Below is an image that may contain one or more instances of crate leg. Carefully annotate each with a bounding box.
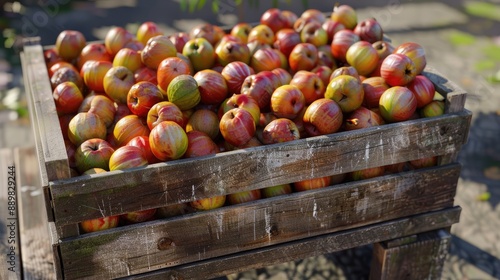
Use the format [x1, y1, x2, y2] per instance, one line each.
[369, 229, 451, 280]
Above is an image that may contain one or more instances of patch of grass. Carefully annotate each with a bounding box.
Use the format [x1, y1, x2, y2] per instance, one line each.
[464, 2, 500, 21]
[487, 71, 500, 84]
[475, 60, 496, 71]
[447, 30, 476, 46]
[482, 45, 500, 61]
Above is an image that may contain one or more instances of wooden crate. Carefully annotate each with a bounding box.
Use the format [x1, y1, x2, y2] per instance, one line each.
[20, 37, 471, 279]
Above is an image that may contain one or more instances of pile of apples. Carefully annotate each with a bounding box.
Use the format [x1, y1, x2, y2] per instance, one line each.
[45, 4, 444, 233]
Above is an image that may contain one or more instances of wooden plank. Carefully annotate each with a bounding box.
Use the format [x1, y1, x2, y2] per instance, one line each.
[57, 164, 460, 279]
[0, 149, 22, 280]
[14, 147, 55, 280]
[422, 66, 467, 114]
[50, 111, 471, 226]
[20, 48, 80, 240]
[21, 40, 71, 182]
[21, 49, 55, 221]
[370, 229, 452, 279]
[122, 207, 460, 280]
[20, 46, 75, 273]
[437, 109, 472, 166]
[48, 222, 64, 280]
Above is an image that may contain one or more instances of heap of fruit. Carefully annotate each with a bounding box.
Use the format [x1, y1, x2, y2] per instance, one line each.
[45, 4, 444, 233]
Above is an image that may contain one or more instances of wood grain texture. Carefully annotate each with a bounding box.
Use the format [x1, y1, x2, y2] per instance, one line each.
[49, 111, 471, 226]
[21, 42, 70, 183]
[370, 229, 452, 280]
[57, 164, 460, 279]
[14, 147, 55, 280]
[21, 49, 57, 222]
[422, 66, 467, 114]
[123, 207, 460, 280]
[21, 48, 80, 240]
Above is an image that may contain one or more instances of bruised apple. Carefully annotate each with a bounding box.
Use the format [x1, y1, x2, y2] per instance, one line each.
[262, 118, 300, 144]
[344, 107, 385, 131]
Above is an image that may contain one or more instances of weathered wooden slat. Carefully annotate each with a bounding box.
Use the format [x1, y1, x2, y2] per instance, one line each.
[57, 164, 460, 279]
[422, 66, 467, 114]
[21, 40, 71, 183]
[50, 112, 471, 226]
[48, 222, 64, 280]
[121, 207, 460, 280]
[20, 50, 50, 212]
[370, 229, 452, 279]
[20, 47, 80, 240]
[14, 147, 55, 280]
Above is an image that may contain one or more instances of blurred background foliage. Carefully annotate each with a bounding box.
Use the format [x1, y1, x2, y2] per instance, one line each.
[179, 0, 309, 13]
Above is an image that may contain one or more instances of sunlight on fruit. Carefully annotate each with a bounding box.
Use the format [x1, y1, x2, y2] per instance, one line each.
[433, 92, 445, 101]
